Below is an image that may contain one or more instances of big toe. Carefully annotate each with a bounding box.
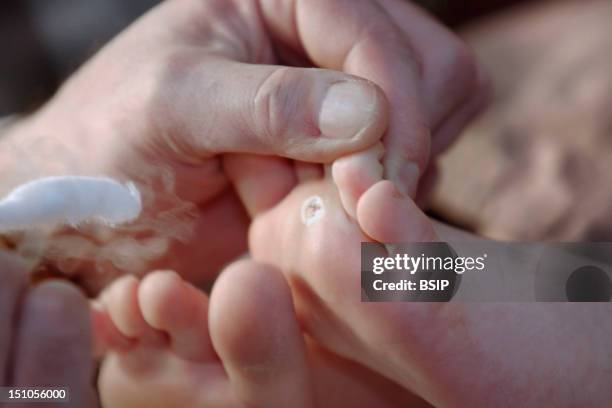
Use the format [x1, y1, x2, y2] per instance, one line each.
[210, 260, 314, 408]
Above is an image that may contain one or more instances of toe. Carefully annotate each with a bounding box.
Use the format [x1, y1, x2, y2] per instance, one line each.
[91, 301, 134, 356]
[100, 275, 167, 346]
[357, 180, 436, 242]
[332, 143, 384, 218]
[210, 259, 314, 408]
[138, 270, 215, 361]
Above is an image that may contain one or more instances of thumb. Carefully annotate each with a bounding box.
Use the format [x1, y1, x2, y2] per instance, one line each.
[157, 58, 388, 163]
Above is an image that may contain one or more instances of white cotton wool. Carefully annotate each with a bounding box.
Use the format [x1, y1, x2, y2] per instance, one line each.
[0, 176, 142, 232]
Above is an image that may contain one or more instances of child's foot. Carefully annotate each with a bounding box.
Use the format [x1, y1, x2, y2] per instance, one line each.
[92, 267, 424, 407]
[247, 165, 612, 407]
[93, 271, 236, 408]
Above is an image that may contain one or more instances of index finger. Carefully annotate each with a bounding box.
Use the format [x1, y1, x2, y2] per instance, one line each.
[260, 0, 429, 196]
[10, 281, 95, 407]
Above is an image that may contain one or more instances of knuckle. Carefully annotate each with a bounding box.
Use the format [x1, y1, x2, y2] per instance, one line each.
[159, 49, 201, 81]
[142, 50, 204, 144]
[355, 20, 424, 77]
[145, 50, 200, 111]
[252, 67, 308, 151]
[151, 50, 203, 115]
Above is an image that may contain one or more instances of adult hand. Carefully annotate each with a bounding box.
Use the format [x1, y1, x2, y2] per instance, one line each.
[0, 251, 94, 407]
[1, 0, 486, 289]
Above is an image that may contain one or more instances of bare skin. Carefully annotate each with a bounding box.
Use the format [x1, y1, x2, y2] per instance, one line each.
[91, 150, 435, 407]
[1, 0, 489, 403]
[92, 134, 611, 406]
[246, 173, 612, 407]
[0, 0, 487, 291]
[93, 268, 429, 408]
[0, 252, 95, 408]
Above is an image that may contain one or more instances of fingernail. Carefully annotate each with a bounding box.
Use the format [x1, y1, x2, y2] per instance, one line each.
[319, 80, 377, 139]
[395, 162, 420, 198]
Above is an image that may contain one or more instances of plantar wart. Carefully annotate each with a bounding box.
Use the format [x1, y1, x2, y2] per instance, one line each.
[301, 196, 325, 226]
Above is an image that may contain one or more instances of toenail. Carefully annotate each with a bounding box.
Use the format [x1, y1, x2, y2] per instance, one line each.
[301, 196, 325, 226]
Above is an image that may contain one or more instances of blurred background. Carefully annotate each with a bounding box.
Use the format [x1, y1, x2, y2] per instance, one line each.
[0, 0, 527, 115]
[2, 0, 611, 241]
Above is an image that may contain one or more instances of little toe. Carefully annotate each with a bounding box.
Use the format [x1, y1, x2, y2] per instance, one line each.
[138, 270, 215, 362]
